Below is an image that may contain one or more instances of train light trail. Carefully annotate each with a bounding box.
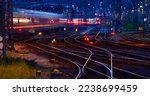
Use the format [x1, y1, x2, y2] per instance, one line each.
[13, 18, 31, 24]
[13, 24, 54, 29]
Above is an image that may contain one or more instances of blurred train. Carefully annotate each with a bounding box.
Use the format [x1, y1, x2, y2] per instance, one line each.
[65, 18, 101, 25]
[12, 8, 102, 33]
[13, 8, 66, 32]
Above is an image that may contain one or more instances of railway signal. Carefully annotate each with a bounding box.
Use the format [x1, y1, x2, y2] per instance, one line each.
[83, 35, 90, 42]
[110, 32, 116, 36]
[84, 37, 90, 42]
[138, 27, 144, 31]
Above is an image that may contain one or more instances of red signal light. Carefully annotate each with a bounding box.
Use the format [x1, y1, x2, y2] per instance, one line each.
[111, 32, 116, 36]
[84, 37, 90, 41]
[89, 42, 94, 45]
[138, 27, 144, 31]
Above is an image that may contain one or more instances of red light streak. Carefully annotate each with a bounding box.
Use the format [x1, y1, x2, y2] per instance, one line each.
[13, 24, 58, 29]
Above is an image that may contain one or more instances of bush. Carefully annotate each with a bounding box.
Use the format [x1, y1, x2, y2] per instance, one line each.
[0, 58, 37, 79]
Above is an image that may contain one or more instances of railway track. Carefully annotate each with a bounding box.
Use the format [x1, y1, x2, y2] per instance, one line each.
[24, 37, 81, 79]
[96, 32, 150, 55]
[24, 29, 110, 79]
[67, 33, 149, 79]
[37, 38, 110, 79]
[23, 28, 149, 79]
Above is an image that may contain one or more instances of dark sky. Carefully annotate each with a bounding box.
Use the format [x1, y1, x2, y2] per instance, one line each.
[13, 0, 101, 6]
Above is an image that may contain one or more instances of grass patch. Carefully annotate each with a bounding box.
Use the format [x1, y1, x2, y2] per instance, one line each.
[0, 58, 37, 79]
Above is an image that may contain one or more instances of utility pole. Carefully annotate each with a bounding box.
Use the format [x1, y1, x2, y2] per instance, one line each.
[6, 0, 14, 50]
[0, 0, 7, 60]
